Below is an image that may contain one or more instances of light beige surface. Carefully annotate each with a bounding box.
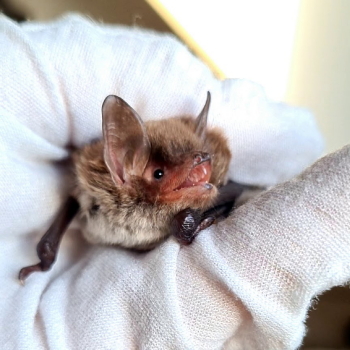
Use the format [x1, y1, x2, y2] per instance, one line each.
[286, 0, 350, 153]
[147, 0, 301, 101]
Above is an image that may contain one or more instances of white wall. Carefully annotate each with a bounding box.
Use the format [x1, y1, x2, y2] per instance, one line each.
[147, 0, 301, 101]
[286, 0, 350, 153]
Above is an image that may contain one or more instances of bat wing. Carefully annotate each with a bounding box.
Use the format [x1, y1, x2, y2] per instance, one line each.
[170, 181, 262, 245]
[19, 196, 79, 284]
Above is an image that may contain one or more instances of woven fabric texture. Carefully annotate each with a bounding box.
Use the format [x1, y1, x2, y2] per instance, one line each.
[1, 14, 348, 350]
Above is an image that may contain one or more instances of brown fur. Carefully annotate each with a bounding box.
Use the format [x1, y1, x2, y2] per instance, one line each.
[73, 114, 231, 250]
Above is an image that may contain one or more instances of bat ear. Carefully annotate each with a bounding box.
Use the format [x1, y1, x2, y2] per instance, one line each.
[102, 95, 151, 185]
[195, 91, 211, 139]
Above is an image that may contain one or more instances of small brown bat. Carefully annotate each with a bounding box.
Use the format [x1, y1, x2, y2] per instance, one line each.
[19, 92, 250, 283]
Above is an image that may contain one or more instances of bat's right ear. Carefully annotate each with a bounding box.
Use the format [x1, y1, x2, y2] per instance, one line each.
[102, 95, 151, 186]
[195, 91, 211, 140]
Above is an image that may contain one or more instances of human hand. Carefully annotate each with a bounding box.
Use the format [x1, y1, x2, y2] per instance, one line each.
[0, 14, 340, 350]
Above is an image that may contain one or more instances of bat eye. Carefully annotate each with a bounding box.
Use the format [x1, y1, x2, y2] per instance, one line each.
[153, 169, 164, 179]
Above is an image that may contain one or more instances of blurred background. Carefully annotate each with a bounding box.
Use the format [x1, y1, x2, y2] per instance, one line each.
[1, 0, 349, 154]
[1, 0, 349, 348]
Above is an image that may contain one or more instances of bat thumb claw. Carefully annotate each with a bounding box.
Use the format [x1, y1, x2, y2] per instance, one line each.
[18, 263, 42, 285]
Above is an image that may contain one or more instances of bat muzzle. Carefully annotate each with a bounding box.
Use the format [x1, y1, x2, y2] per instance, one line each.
[174, 152, 212, 190]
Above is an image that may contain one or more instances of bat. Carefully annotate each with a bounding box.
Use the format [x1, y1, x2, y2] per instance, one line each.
[19, 92, 253, 283]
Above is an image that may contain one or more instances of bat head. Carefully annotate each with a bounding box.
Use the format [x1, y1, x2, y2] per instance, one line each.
[102, 92, 218, 209]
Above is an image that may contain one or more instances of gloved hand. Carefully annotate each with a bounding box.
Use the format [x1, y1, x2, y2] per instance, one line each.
[1, 14, 347, 350]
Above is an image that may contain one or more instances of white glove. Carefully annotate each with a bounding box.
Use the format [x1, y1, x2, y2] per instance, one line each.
[1, 14, 346, 350]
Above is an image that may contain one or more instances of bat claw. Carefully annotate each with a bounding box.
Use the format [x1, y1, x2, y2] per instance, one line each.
[170, 208, 216, 245]
[171, 180, 253, 245]
[170, 208, 202, 245]
[18, 263, 42, 284]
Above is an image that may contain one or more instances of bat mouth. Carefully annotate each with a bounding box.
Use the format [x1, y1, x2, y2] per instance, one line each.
[174, 160, 212, 191]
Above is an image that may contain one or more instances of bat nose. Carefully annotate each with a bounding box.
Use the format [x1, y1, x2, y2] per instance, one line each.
[193, 152, 211, 166]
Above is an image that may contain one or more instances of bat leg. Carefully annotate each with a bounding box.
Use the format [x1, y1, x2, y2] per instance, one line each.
[19, 196, 79, 284]
[171, 181, 262, 245]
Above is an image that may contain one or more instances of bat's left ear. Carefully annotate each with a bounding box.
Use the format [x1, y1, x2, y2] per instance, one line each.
[195, 91, 211, 139]
[102, 95, 151, 186]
